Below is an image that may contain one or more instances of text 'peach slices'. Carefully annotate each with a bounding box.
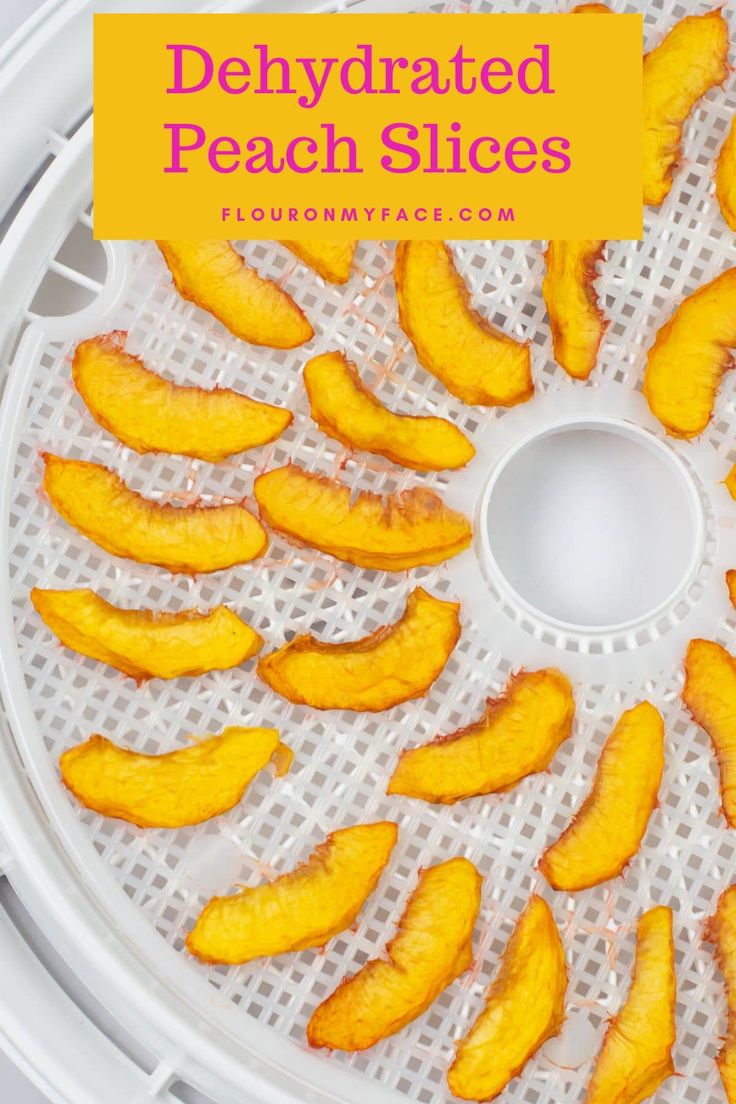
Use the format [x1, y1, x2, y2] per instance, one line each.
[60, 727, 287, 829]
[303, 351, 475, 472]
[42, 454, 267, 574]
[254, 464, 472, 571]
[448, 896, 567, 1102]
[705, 885, 736, 1103]
[643, 268, 736, 438]
[643, 10, 729, 207]
[542, 240, 607, 380]
[307, 857, 481, 1052]
[258, 588, 459, 712]
[186, 822, 397, 965]
[585, 906, 676, 1104]
[539, 702, 664, 892]
[394, 240, 533, 407]
[388, 668, 575, 804]
[157, 240, 313, 348]
[72, 332, 292, 460]
[31, 588, 261, 681]
[683, 638, 736, 827]
[281, 239, 357, 284]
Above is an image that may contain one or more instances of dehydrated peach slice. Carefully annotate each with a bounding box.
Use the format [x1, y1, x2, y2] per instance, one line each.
[683, 638, 736, 827]
[728, 570, 736, 607]
[281, 240, 357, 284]
[705, 884, 736, 1103]
[539, 702, 664, 892]
[72, 332, 292, 460]
[186, 821, 398, 965]
[42, 454, 267, 573]
[157, 240, 313, 348]
[542, 241, 607, 380]
[643, 10, 729, 207]
[394, 240, 533, 407]
[258, 587, 460, 712]
[448, 896, 567, 1102]
[727, 462, 736, 500]
[254, 464, 472, 570]
[304, 351, 474, 472]
[30, 587, 261, 680]
[585, 906, 676, 1104]
[717, 118, 736, 231]
[643, 268, 736, 438]
[571, 2, 611, 11]
[387, 668, 575, 804]
[307, 857, 481, 1051]
[60, 727, 286, 828]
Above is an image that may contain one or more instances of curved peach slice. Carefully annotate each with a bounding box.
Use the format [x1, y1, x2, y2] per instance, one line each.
[254, 464, 471, 571]
[643, 268, 736, 438]
[281, 240, 357, 284]
[717, 118, 736, 231]
[157, 240, 313, 348]
[394, 240, 533, 407]
[307, 857, 481, 1051]
[30, 587, 261, 680]
[585, 906, 676, 1104]
[539, 702, 664, 892]
[643, 10, 729, 207]
[727, 462, 736, 500]
[571, 2, 611, 10]
[705, 885, 736, 1103]
[728, 570, 736, 607]
[258, 587, 460, 712]
[43, 454, 267, 573]
[60, 727, 286, 828]
[542, 240, 607, 380]
[388, 668, 575, 804]
[448, 896, 566, 1102]
[683, 638, 736, 827]
[72, 332, 292, 460]
[186, 821, 398, 964]
[304, 351, 474, 472]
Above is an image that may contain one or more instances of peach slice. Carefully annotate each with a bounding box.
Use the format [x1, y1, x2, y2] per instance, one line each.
[253, 463, 472, 570]
[387, 668, 575, 804]
[718, 118, 736, 231]
[683, 638, 736, 827]
[539, 702, 664, 891]
[448, 896, 567, 1102]
[72, 332, 292, 460]
[30, 587, 261, 681]
[571, 2, 611, 10]
[304, 351, 474, 471]
[307, 857, 481, 1051]
[157, 240, 313, 348]
[643, 10, 729, 207]
[542, 240, 607, 380]
[728, 570, 736, 607]
[705, 884, 736, 1103]
[60, 727, 287, 828]
[281, 240, 357, 284]
[186, 821, 398, 964]
[643, 268, 736, 438]
[394, 240, 533, 407]
[42, 454, 267, 573]
[585, 906, 676, 1104]
[258, 587, 460, 712]
[727, 462, 736, 500]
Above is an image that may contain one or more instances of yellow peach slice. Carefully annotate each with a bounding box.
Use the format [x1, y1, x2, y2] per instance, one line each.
[30, 587, 261, 681]
[585, 906, 676, 1104]
[72, 332, 291, 460]
[258, 587, 460, 712]
[542, 240, 607, 380]
[643, 268, 736, 438]
[303, 351, 474, 471]
[60, 727, 286, 828]
[539, 702, 664, 891]
[571, 2, 611, 11]
[717, 117, 736, 231]
[728, 570, 736, 607]
[448, 896, 567, 1102]
[705, 884, 736, 1103]
[157, 240, 313, 348]
[727, 462, 736, 500]
[394, 240, 533, 407]
[307, 857, 481, 1051]
[186, 821, 398, 964]
[281, 240, 357, 284]
[42, 454, 267, 573]
[683, 638, 736, 827]
[254, 464, 472, 571]
[388, 668, 575, 804]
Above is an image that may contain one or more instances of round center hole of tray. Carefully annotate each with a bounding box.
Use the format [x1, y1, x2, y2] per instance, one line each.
[482, 419, 702, 630]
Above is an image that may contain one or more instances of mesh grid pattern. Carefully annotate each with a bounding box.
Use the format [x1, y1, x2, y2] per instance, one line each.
[7, 0, 736, 1101]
